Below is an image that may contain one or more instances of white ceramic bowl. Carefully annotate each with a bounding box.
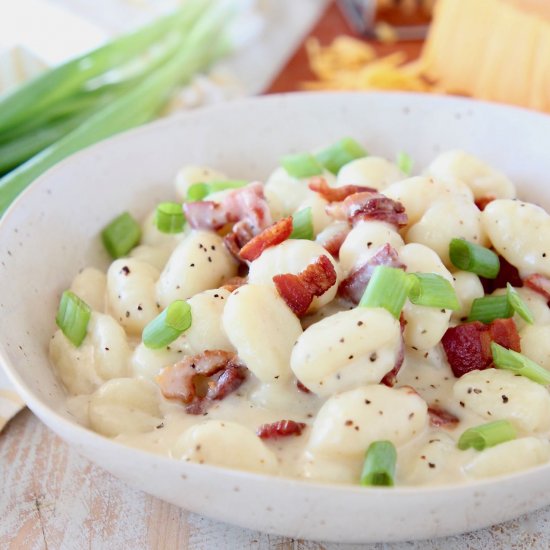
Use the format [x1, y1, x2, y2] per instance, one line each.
[2, 92, 550, 543]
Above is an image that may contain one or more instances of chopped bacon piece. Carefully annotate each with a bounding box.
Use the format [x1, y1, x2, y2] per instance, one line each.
[156, 350, 247, 414]
[184, 182, 272, 233]
[296, 379, 312, 394]
[428, 406, 459, 428]
[442, 318, 520, 378]
[480, 255, 523, 294]
[239, 217, 293, 262]
[273, 273, 313, 317]
[326, 191, 408, 228]
[338, 243, 405, 304]
[257, 420, 307, 440]
[475, 195, 496, 211]
[308, 176, 376, 202]
[489, 317, 521, 352]
[273, 255, 337, 316]
[524, 273, 550, 301]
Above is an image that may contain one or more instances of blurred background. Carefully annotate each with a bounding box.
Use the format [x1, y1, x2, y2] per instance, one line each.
[0, 0, 549, 213]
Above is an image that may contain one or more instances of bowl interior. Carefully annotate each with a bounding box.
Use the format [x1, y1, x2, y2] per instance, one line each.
[2, 93, 550, 541]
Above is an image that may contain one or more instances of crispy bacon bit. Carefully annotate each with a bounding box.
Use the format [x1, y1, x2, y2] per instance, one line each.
[338, 243, 405, 304]
[442, 318, 520, 378]
[524, 273, 550, 301]
[428, 406, 459, 428]
[156, 350, 247, 414]
[238, 217, 293, 262]
[480, 255, 523, 294]
[326, 191, 408, 228]
[475, 195, 496, 211]
[184, 182, 272, 233]
[308, 176, 376, 202]
[296, 379, 312, 394]
[257, 420, 307, 440]
[273, 255, 337, 316]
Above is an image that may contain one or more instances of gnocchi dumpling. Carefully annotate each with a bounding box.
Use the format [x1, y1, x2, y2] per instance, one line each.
[481, 199, 550, 277]
[131, 343, 183, 380]
[338, 220, 404, 274]
[173, 420, 278, 474]
[291, 308, 402, 395]
[141, 210, 186, 249]
[181, 288, 234, 354]
[156, 230, 237, 307]
[426, 150, 516, 200]
[223, 284, 302, 383]
[307, 385, 428, 459]
[107, 258, 160, 336]
[406, 195, 488, 268]
[453, 369, 550, 432]
[70, 267, 106, 313]
[399, 243, 454, 350]
[463, 437, 550, 479]
[50, 312, 130, 395]
[384, 176, 473, 226]
[89, 378, 162, 437]
[336, 156, 405, 190]
[520, 324, 550, 371]
[247, 240, 341, 312]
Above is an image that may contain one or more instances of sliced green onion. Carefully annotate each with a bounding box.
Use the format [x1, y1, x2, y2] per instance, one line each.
[142, 300, 192, 349]
[55, 290, 92, 347]
[290, 207, 314, 240]
[491, 342, 550, 385]
[155, 202, 185, 233]
[396, 152, 413, 175]
[506, 283, 534, 324]
[315, 137, 367, 174]
[101, 212, 142, 259]
[281, 153, 323, 179]
[360, 441, 397, 487]
[359, 266, 411, 319]
[186, 180, 247, 202]
[468, 295, 512, 323]
[449, 238, 500, 279]
[407, 273, 460, 310]
[457, 420, 517, 451]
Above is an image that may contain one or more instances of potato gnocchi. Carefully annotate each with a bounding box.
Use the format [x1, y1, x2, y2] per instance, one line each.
[50, 142, 550, 487]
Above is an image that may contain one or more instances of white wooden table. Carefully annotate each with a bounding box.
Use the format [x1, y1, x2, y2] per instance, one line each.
[1, 410, 550, 549]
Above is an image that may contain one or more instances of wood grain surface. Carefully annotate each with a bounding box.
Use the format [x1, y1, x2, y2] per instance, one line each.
[2, 410, 550, 550]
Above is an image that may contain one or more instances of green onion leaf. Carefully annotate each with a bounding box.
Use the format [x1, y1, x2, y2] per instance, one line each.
[290, 207, 314, 240]
[491, 342, 550, 385]
[315, 137, 367, 174]
[142, 300, 192, 349]
[506, 283, 534, 324]
[101, 212, 141, 259]
[360, 441, 397, 487]
[155, 202, 185, 234]
[458, 420, 517, 451]
[449, 238, 500, 279]
[468, 295, 512, 323]
[186, 180, 247, 202]
[396, 152, 413, 175]
[359, 266, 411, 319]
[281, 153, 323, 179]
[407, 273, 460, 310]
[55, 290, 92, 347]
